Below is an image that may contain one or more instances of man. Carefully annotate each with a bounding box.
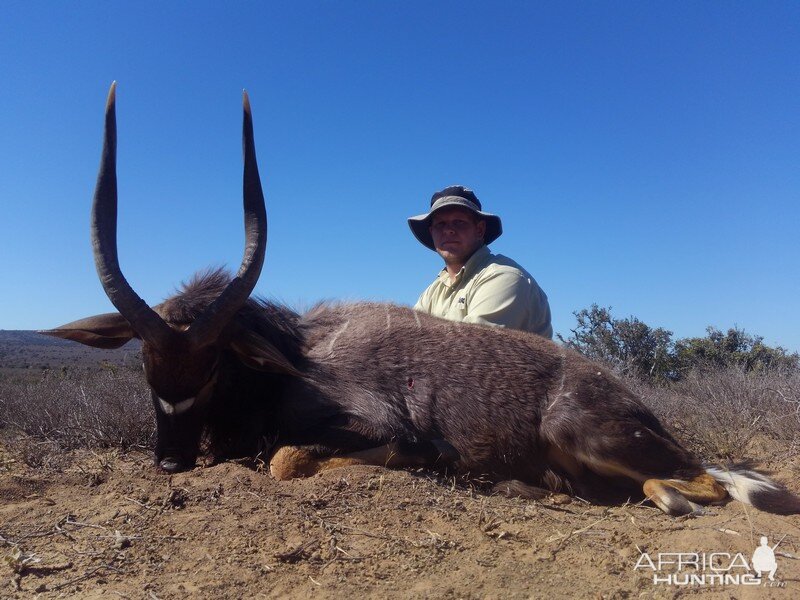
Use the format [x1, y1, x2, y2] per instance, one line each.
[408, 185, 552, 338]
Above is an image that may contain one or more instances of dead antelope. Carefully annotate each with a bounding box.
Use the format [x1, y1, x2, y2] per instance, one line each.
[43, 84, 800, 517]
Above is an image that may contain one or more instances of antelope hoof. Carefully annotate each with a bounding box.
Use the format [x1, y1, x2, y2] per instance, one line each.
[158, 456, 191, 473]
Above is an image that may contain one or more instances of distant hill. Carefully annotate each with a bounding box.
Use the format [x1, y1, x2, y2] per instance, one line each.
[0, 330, 142, 373]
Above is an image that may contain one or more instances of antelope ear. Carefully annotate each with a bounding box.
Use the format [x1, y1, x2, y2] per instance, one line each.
[229, 334, 301, 377]
[39, 313, 138, 349]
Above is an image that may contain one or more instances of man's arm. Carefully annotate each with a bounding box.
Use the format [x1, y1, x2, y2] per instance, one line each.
[413, 285, 432, 314]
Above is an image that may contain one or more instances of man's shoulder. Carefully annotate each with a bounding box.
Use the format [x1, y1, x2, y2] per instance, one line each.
[474, 251, 531, 280]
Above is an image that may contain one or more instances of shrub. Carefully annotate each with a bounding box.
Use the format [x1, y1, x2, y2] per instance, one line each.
[559, 305, 799, 382]
[673, 327, 799, 376]
[558, 305, 675, 382]
[627, 366, 800, 461]
[0, 368, 153, 451]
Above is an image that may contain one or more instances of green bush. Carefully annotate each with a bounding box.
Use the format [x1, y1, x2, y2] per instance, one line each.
[674, 327, 799, 376]
[559, 305, 799, 382]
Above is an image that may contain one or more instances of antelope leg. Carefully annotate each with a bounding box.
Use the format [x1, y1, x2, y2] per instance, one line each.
[269, 440, 458, 480]
[643, 473, 727, 515]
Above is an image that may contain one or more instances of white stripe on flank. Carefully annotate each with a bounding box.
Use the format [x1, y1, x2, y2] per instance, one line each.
[413, 311, 421, 329]
[547, 391, 570, 412]
[547, 351, 569, 411]
[327, 320, 350, 354]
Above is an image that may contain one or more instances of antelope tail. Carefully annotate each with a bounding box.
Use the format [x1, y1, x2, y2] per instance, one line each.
[706, 465, 800, 515]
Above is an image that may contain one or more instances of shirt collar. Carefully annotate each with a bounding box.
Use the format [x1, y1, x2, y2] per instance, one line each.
[436, 244, 491, 287]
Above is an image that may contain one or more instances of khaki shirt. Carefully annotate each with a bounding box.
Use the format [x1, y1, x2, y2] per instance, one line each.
[414, 245, 553, 338]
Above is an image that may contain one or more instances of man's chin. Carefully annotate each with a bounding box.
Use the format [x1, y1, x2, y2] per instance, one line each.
[436, 248, 466, 263]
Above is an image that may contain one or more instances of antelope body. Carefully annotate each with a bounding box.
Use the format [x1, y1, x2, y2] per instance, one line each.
[43, 85, 800, 517]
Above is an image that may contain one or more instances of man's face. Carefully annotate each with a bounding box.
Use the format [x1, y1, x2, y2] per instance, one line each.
[429, 207, 486, 266]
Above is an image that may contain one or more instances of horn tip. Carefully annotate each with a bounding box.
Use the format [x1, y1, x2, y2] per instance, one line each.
[107, 81, 117, 110]
[242, 90, 251, 114]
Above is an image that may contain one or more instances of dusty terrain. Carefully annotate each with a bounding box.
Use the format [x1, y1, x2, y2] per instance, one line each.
[2, 435, 799, 599]
[0, 331, 140, 379]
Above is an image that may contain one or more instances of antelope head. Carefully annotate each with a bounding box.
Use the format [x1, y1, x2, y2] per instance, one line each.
[42, 84, 290, 471]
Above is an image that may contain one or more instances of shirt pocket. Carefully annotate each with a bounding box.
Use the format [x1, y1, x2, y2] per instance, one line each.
[454, 296, 467, 316]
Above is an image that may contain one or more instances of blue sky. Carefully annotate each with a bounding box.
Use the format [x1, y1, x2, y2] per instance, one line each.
[1, 1, 798, 351]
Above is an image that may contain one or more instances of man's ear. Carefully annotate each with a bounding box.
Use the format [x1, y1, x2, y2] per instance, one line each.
[39, 313, 138, 349]
[229, 333, 301, 377]
[476, 219, 486, 239]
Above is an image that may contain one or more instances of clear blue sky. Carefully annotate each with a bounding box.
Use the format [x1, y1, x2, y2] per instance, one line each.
[1, 1, 798, 351]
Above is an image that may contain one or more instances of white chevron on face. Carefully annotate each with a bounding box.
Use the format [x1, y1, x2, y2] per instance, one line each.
[158, 396, 196, 416]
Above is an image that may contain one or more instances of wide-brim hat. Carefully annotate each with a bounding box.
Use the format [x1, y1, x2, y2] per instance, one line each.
[408, 185, 502, 251]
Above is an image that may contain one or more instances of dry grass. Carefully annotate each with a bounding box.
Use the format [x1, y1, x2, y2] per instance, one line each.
[630, 366, 800, 461]
[1, 363, 798, 467]
[0, 368, 152, 466]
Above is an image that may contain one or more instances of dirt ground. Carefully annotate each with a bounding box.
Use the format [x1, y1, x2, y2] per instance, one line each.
[1, 437, 799, 600]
